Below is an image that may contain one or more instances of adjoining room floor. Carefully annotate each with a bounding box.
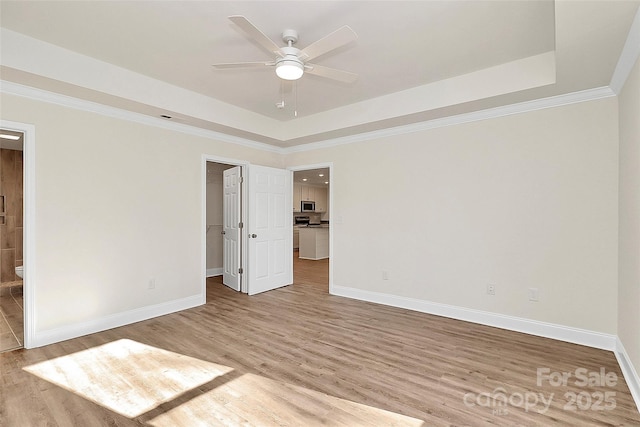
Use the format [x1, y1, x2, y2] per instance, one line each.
[1, 260, 638, 425]
[0, 285, 23, 353]
[293, 248, 329, 290]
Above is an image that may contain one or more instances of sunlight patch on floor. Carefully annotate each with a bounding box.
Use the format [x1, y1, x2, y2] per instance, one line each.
[23, 339, 233, 418]
[24, 338, 424, 425]
[148, 372, 425, 426]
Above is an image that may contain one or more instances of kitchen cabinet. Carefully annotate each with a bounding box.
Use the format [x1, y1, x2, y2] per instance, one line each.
[314, 187, 327, 212]
[293, 183, 329, 213]
[301, 185, 315, 201]
[293, 183, 302, 211]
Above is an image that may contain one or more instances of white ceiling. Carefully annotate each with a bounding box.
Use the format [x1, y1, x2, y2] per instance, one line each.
[294, 168, 330, 186]
[1, 1, 638, 148]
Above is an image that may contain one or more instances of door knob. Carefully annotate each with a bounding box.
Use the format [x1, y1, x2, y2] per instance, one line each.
[221, 231, 226, 235]
[251, 234, 257, 238]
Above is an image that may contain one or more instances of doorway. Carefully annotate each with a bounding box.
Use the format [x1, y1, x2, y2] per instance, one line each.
[0, 129, 24, 352]
[0, 121, 34, 351]
[205, 161, 238, 291]
[206, 161, 252, 293]
[290, 164, 332, 293]
[203, 157, 293, 297]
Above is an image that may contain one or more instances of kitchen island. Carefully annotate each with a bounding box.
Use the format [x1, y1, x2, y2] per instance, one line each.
[298, 226, 329, 260]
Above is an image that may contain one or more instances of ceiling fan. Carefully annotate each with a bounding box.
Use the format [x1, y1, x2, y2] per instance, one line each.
[212, 15, 358, 83]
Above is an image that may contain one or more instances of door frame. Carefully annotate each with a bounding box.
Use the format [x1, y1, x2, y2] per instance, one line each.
[202, 155, 249, 295]
[0, 120, 36, 349]
[288, 162, 334, 293]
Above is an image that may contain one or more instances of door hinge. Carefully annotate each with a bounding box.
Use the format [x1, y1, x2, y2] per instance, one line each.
[239, 222, 243, 229]
[238, 267, 243, 275]
[239, 176, 244, 183]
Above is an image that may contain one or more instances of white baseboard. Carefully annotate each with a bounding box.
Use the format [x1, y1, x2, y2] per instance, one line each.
[330, 285, 617, 351]
[30, 293, 205, 349]
[206, 268, 223, 277]
[615, 337, 640, 412]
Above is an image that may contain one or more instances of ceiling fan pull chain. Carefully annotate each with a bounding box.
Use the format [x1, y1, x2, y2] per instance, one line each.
[275, 80, 286, 110]
[294, 81, 298, 118]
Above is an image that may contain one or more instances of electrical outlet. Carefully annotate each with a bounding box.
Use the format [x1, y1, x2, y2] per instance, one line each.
[487, 284, 496, 296]
[382, 270, 389, 280]
[148, 278, 156, 290]
[528, 287, 539, 302]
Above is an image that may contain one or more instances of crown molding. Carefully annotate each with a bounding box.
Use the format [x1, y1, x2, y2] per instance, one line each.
[610, 5, 640, 94]
[1, 80, 617, 156]
[0, 80, 285, 154]
[283, 86, 617, 154]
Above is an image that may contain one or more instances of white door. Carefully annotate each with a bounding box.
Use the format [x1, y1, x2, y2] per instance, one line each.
[247, 165, 292, 295]
[223, 166, 242, 291]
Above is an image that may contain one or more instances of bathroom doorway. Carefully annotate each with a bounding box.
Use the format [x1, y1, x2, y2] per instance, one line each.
[0, 128, 24, 352]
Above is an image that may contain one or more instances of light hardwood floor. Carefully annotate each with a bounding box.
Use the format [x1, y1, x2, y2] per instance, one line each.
[1, 255, 638, 426]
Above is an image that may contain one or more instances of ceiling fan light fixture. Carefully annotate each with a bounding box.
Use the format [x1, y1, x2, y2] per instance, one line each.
[276, 59, 304, 80]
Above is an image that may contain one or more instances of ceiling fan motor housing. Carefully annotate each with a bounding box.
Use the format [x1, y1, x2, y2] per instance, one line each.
[275, 46, 305, 80]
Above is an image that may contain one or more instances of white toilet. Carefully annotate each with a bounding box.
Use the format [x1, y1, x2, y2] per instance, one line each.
[15, 265, 23, 279]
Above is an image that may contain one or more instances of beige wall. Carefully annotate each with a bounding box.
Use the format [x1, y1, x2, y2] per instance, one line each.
[286, 97, 619, 334]
[0, 93, 282, 334]
[618, 55, 640, 377]
[0, 87, 625, 349]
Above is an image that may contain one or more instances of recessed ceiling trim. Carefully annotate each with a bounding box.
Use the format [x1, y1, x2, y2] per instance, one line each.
[0, 80, 284, 154]
[610, 5, 640, 94]
[0, 27, 557, 145]
[283, 86, 616, 154]
[277, 51, 557, 141]
[0, 28, 282, 140]
[1, 79, 616, 156]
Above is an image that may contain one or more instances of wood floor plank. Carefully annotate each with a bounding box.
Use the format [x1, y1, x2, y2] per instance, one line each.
[0, 255, 639, 426]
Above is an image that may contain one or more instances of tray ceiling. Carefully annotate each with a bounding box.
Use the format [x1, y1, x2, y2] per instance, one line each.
[1, 1, 638, 148]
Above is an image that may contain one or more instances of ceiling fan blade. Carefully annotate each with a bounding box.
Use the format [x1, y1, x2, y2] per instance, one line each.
[212, 61, 274, 69]
[300, 25, 357, 61]
[228, 15, 283, 57]
[305, 64, 358, 83]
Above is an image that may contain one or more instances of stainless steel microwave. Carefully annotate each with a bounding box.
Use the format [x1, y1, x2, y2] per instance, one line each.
[301, 201, 315, 212]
